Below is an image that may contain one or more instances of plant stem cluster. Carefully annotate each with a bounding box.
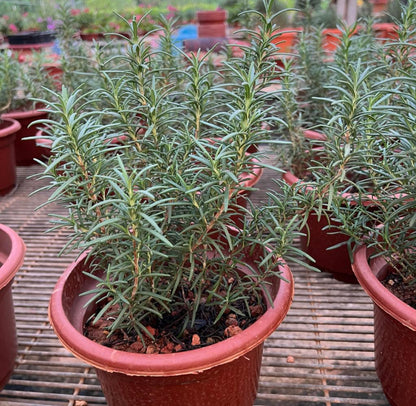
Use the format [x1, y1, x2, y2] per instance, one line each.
[37, 1, 307, 344]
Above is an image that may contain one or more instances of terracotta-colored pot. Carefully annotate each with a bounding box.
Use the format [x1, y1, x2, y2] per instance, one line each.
[369, 0, 389, 14]
[372, 22, 399, 41]
[197, 23, 227, 38]
[271, 28, 302, 53]
[49, 249, 294, 406]
[183, 37, 228, 52]
[197, 10, 228, 38]
[2, 108, 48, 165]
[0, 224, 26, 390]
[43, 62, 63, 91]
[322, 28, 342, 52]
[196, 10, 228, 23]
[34, 128, 52, 159]
[230, 158, 263, 228]
[79, 32, 106, 42]
[242, 157, 263, 189]
[0, 118, 21, 196]
[353, 246, 416, 406]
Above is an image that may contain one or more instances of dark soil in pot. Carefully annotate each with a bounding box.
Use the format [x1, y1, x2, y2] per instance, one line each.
[382, 270, 416, 309]
[84, 287, 265, 354]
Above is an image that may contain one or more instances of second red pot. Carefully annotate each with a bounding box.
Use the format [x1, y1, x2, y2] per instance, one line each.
[2, 108, 48, 166]
[353, 246, 416, 406]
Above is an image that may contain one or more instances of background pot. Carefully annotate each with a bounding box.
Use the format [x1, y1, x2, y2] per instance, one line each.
[79, 32, 105, 42]
[0, 119, 21, 195]
[2, 108, 48, 166]
[353, 246, 416, 406]
[6, 30, 56, 46]
[197, 10, 228, 38]
[271, 28, 301, 53]
[49, 250, 294, 406]
[0, 224, 26, 390]
[183, 37, 228, 52]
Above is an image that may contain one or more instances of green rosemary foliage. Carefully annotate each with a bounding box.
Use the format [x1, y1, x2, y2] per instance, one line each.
[0, 49, 58, 114]
[0, 51, 19, 114]
[36, 0, 307, 344]
[54, 4, 99, 94]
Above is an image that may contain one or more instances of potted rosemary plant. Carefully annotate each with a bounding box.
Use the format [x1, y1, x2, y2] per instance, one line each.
[37, 3, 311, 405]
[300, 0, 416, 403]
[0, 51, 21, 195]
[1, 50, 57, 165]
[276, 16, 390, 282]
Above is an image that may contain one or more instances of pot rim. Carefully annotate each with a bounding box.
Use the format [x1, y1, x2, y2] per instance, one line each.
[2, 108, 48, 120]
[0, 224, 26, 289]
[353, 245, 416, 331]
[49, 251, 294, 377]
[0, 118, 21, 139]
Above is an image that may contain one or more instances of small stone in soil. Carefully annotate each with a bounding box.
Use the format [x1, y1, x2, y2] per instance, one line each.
[224, 325, 243, 337]
[191, 334, 201, 346]
[146, 344, 158, 354]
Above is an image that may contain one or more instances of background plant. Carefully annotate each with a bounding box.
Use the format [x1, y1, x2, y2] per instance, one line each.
[0, 50, 57, 114]
[0, 51, 19, 114]
[0, 0, 59, 35]
[295, 0, 416, 285]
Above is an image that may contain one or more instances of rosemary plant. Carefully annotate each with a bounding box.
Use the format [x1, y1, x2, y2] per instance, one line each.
[36, 1, 309, 348]
[0, 51, 19, 115]
[299, 0, 416, 284]
[0, 50, 57, 115]
[54, 4, 100, 95]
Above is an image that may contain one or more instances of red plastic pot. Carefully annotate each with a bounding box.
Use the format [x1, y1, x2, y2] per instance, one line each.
[49, 249, 294, 406]
[0, 118, 21, 196]
[197, 10, 228, 38]
[197, 23, 227, 38]
[369, 0, 389, 14]
[43, 62, 63, 91]
[322, 28, 342, 52]
[0, 224, 26, 390]
[2, 108, 48, 165]
[79, 32, 105, 42]
[196, 10, 228, 23]
[372, 23, 399, 41]
[353, 246, 416, 406]
[271, 28, 302, 53]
